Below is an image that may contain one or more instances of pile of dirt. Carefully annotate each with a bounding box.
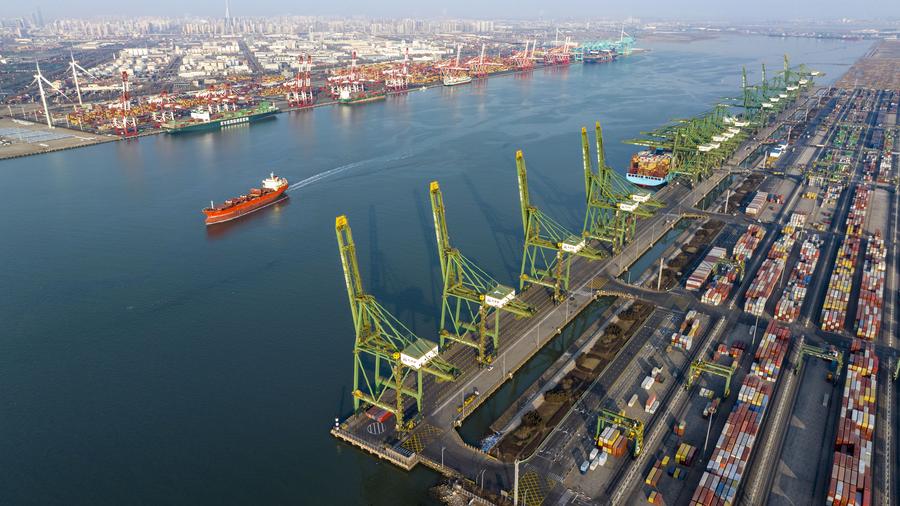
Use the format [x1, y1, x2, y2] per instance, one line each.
[726, 174, 765, 214]
[646, 219, 724, 290]
[491, 301, 654, 462]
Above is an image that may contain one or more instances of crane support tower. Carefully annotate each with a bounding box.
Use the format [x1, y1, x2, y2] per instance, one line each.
[686, 359, 737, 397]
[596, 408, 644, 457]
[582, 122, 661, 253]
[287, 54, 314, 108]
[335, 215, 457, 432]
[113, 71, 138, 138]
[516, 150, 604, 303]
[430, 181, 535, 364]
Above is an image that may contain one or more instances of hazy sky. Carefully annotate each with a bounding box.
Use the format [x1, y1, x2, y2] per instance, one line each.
[11, 0, 900, 21]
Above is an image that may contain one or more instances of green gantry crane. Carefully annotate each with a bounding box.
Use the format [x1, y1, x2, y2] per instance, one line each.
[626, 105, 745, 184]
[336, 215, 457, 432]
[516, 149, 604, 303]
[582, 122, 661, 253]
[429, 181, 535, 364]
[596, 408, 644, 457]
[685, 359, 737, 397]
[794, 338, 843, 375]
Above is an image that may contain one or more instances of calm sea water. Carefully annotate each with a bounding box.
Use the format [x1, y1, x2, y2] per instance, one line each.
[0, 35, 869, 505]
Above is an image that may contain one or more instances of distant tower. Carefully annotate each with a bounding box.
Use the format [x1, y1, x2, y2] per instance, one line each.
[225, 0, 230, 21]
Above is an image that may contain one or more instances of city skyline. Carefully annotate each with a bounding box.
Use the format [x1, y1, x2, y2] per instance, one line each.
[6, 0, 900, 22]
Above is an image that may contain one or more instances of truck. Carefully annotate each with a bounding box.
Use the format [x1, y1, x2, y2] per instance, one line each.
[702, 398, 720, 418]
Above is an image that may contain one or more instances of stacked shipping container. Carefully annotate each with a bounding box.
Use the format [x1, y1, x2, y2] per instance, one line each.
[844, 186, 872, 238]
[744, 220, 801, 317]
[733, 225, 766, 263]
[750, 322, 790, 382]
[690, 321, 789, 505]
[821, 185, 872, 332]
[597, 426, 628, 458]
[687, 247, 728, 291]
[773, 236, 822, 322]
[745, 191, 768, 216]
[821, 236, 862, 331]
[701, 224, 766, 306]
[671, 310, 702, 351]
[826, 340, 878, 506]
[854, 232, 886, 341]
[700, 265, 738, 306]
[877, 153, 893, 184]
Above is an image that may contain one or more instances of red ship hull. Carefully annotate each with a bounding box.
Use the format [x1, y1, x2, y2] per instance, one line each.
[203, 183, 288, 225]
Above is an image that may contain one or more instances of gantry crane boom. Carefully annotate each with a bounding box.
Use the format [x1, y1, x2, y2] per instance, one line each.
[517, 150, 603, 303]
[429, 181, 535, 364]
[582, 122, 661, 252]
[336, 215, 456, 432]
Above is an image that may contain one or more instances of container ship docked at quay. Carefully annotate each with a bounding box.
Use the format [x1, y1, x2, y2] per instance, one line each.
[627, 149, 674, 187]
[161, 101, 278, 134]
[626, 114, 751, 188]
[202, 173, 288, 225]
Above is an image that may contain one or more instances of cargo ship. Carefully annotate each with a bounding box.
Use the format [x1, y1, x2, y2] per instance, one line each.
[443, 74, 473, 86]
[626, 149, 673, 187]
[337, 88, 386, 105]
[582, 50, 617, 64]
[202, 173, 288, 225]
[162, 102, 278, 134]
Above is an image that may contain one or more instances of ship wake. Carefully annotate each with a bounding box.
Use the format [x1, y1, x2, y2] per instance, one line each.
[286, 152, 412, 193]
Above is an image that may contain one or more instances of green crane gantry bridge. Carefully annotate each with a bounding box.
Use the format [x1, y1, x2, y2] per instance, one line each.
[793, 339, 843, 375]
[625, 105, 746, 185]
[582, 122, 661, 253]
[596, 408, 644, 458]
[739, 55, 821, 127]
[336, 215, 457, 432]
[628, 54, 822, 185]
[516, 149, 604, 303]
[429, 181, 535, 365]
[685, 359, 737, 397]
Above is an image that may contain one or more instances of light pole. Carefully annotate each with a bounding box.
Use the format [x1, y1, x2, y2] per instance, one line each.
[513, 459, 520, 506]
[441, 446, 446, 468]
[752, 314, 760, 348]
[704, 410, 715, 454]
[479, 469, 487, 491]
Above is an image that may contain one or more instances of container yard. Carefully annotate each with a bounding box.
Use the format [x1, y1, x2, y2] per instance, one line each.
[827, 340, 878, 506]
[774, 235, 822, 322]
[855, 232, 886, 341]
[320, 48, 898, 506]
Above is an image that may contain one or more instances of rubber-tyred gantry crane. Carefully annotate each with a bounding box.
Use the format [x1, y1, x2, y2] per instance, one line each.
[336, 215, 457, 432]
[516, 150, 604, 303]
[596, 408, 644, 457]
[793, 337, 843, 375]
[582, 122, 661, 253]
[686, 359, 737, 397]
[429, 181, 535, 365]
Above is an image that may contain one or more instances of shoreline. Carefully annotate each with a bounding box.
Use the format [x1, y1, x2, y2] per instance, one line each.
[0, 59, 635, 162]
